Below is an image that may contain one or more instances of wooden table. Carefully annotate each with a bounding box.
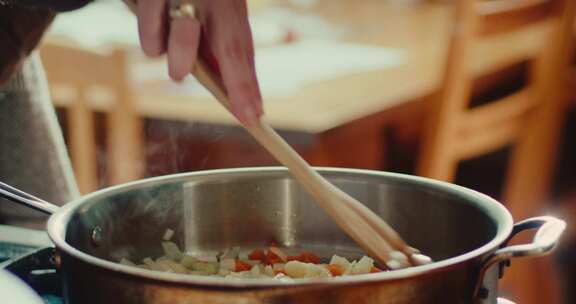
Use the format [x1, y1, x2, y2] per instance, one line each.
[45, 1, 549, 169]
[134, 3, 452, 133]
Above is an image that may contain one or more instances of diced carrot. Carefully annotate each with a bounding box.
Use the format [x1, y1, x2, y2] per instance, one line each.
[235, 260, 252, 272]
[248, 249, 266, 262]
[286, 252, 321, 264]
[370, 267, 383, 273]
[266, 250, 283, 265]
[269, 246, 288, 262]
[299, 252, 320, 264]
[325, 264, 344, 276]
[287, 255, 300, 262]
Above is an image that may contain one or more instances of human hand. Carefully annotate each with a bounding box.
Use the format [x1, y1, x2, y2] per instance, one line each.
[136, 0, 263, 124]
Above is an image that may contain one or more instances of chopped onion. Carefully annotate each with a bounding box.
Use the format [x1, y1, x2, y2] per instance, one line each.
[181, 254, 198, 269]
[220, 246, 240, 260]
[157, 259, 188, 274]
[189, 261, 219, 275]
[351, 256, 373, 274]
[196, 256, 218, 263]
[220, 258, 235, 271]
[284, 261, 309, 278]
[163, 229, 175, 241]
[272, 263, 285, 271]
[264, 265, 274, 277]
[250, 264, 261, 276]
[218, 268, 231, 276]
[162, 241, 183, 261]
[329, 255, 351, 274]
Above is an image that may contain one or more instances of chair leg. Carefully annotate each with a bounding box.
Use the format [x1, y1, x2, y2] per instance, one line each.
[107, 111, 144, 185]
[501, 100, 566, 304]
[68, 97, 98, 193]
[305, 123, 385, 170]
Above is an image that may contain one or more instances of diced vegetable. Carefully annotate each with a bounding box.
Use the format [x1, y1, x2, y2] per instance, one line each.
[351, 256, 374, 274]
[220, 258, 236, 271]
[325, 264, 344, 276]
[329, 255, 352, 274]
[157, 259, 189, 274]
[288, 252, 320, 264]
[181, 254, 198, 269]
[196, 256, 218, 263]
[248, 249, 266, 262]
[284, 261, 308, 278]
[264, 265, 274, 277]
[245, 260, 261, 266]
[220, 247, 240, 260]
[190, 261, 219, 275]
[162, 241, 183, 261]
[268, 247, 288, 262]
[218, 268, 231, 276]
[265, 250, 283, 265]
[163, 229, 175, 241]
[235, 260, 252, 272]
[250, 264, 262, 276]
[118, 240, 410, 280]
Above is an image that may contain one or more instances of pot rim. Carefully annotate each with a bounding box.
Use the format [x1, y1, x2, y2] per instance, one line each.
[47, 167, 514, 288]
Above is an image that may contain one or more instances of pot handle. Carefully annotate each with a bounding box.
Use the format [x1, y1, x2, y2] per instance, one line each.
[474, 216, 566, 300]
[486, 216, 565, 266]
[0, 181, 59, 214]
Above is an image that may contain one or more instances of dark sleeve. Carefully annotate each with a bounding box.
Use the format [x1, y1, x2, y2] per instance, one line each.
[12, 0, 92, 12]
[0, 5, 54, 85]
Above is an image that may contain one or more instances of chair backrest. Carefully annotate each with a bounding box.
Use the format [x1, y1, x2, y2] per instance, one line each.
[416, 2, 574, 302]
[417, 0, 574, 186]
[40, 42, 143, 193]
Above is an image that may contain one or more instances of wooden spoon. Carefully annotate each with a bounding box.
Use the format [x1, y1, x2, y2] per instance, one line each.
[192, 61, 431, 268]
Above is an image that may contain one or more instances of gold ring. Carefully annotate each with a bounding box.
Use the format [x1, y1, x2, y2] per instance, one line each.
[169, 0, 196, 19]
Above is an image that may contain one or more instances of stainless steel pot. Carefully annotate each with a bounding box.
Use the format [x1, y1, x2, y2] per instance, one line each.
[0, 167, 566, 304]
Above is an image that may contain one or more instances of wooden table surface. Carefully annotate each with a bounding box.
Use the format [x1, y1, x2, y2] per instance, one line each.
[134, 2, 452, 133]
[45, 1, 550, 133]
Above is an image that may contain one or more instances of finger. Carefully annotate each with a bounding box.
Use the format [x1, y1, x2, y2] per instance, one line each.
[214, 29, 263, 124]
[168, 17, 201, 81]
[137, 0, 168, 57]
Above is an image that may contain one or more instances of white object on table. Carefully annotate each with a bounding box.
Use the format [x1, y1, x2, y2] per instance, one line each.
[48, 1, 404, 99]
[135, 40, 405, 98]
[0, 270, 44, 304]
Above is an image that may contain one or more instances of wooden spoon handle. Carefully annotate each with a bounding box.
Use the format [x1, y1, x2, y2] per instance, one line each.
[191, 59, 416, 264]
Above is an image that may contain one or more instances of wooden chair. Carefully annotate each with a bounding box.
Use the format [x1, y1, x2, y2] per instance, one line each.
[417, 0, 575, 303]
[39, 42, 144, 193]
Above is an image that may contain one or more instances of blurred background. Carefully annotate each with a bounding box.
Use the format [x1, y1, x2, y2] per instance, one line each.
[36, 0, 575, 303]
